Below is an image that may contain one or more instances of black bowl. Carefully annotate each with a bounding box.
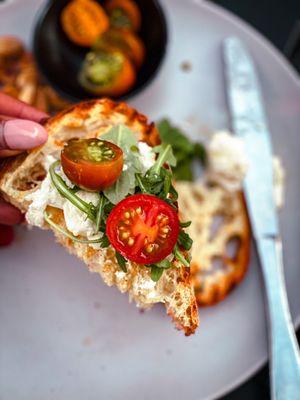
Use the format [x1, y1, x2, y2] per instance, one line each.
[33, 0, 168, 102]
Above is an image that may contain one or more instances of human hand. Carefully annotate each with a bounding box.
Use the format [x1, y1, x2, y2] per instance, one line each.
[0, 93, 48, 245]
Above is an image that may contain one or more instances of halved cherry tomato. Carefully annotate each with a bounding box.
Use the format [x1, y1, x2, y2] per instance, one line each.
[106, 194, 179, 264]
[79, 49, 136, 97]
[95, 28, 145, 68]
[0, 224, 14, 246]
[61, 0, 109, 47]
[105, 0, 141, 31]
[61, 138, 123, 191]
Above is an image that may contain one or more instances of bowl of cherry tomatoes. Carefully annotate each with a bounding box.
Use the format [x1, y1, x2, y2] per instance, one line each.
[33, 0, 167, 101]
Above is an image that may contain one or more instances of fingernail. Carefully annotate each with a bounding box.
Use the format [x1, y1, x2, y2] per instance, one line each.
[3, 119, 48, 150]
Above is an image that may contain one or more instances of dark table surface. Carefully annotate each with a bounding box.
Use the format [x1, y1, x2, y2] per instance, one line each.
[210, 2, 300, 398]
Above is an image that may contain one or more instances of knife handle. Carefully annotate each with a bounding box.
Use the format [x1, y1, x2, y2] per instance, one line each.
[257, 237, 300, 400]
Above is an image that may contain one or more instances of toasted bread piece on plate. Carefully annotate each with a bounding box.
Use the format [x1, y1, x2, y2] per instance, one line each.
[0, 99, 198, 335]
[176, 181, 250, 306]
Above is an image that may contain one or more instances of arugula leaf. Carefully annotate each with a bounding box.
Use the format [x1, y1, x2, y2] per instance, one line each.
[50, 161, 96, 221]
[169, 180, 178, 201]
[101, 124, 137, 149]
[96, 194, 106, 231]
[115, 252, 127, 272]
[173, 159, 194, 181]
[99, 235, 110, 248]
[136, 144, 176, 203]
[162, 169, 172, 199]
[150, 266, 164, 282]
[157, 119, 207, 182]
[136, 167, 177, 206]
[177, 230, 193, 251]
[44, 211, 102, 244]
[70, 185, 80, 194]
[101, 125, 144, 204]
[152, 144, 177, 173]
[147, 259, 172, 281]
[135, 173, 148, 193]
[173, 244, 190, 268]
[104, 168, 136, 204]
[157, 119, 194, 155]
[104, 201, 114, 215]
[136, 171, 164, 196]
[194, 142, 207, 165]
[180, 220, 192, 228]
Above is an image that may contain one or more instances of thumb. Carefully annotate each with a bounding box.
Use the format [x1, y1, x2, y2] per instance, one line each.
[0, 118, 47, 152]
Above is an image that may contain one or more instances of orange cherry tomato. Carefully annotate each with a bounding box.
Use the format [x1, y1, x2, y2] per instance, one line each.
[61, 0, 109, 47]
[61, 138, 124, 191]
[106, 194, 180, 264]
[105, 0, 141, 31]
[79, 49, 136, 97]
[95, 28, 145, 68]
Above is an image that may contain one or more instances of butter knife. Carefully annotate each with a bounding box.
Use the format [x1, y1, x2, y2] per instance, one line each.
[223, 37, 300, 399]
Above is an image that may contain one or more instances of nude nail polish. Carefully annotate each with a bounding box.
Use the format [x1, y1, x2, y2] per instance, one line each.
[3, 119, 48, 150]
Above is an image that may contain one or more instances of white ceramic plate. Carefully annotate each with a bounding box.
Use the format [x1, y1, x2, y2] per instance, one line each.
[1, 1, 299, 399]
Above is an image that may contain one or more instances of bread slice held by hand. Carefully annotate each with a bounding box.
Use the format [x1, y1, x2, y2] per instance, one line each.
[0, 98, 199, 335]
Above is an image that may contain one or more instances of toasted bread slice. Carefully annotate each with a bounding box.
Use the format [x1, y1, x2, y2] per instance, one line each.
[176, 181, 250, 306]
[0, 99, 198, 335]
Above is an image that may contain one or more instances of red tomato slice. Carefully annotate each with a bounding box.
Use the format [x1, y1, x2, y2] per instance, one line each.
[61, 138, 123, 191]
[0, 224, 14, 246]
[106, 194, 179, 264]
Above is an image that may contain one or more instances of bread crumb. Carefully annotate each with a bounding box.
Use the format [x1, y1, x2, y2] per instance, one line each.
[180, 61, 192, 72]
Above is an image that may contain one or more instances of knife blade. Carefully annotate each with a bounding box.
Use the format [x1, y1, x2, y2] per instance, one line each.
[223, 37, 300, 400]
[223, 37, 278, 239]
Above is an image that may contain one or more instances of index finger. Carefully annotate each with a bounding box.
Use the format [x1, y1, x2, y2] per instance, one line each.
[0, 93, 48, 123]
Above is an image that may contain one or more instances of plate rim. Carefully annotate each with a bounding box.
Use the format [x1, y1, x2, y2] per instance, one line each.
[0, 1, 299, 399]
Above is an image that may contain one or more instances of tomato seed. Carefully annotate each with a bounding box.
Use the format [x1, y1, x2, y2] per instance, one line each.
[145, 244, 154, 253]
[121, 231, 129, 239]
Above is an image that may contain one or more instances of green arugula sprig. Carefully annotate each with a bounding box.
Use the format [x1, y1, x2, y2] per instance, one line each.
[146, 259, 172, 282]
[115, 252, 127, 272]
[157, 119, 206, 181]
[44, 211, 104, 245]
[96, 194, 106, 231]
[49, 161, 97, 221]
[173, 244, 190, 268]
[101, 125, 143, 204]
[134, 143, 193, 278]
[177, 230, 193, 251]
[135, 144, 178, 207]
[47, 125, 194, 282]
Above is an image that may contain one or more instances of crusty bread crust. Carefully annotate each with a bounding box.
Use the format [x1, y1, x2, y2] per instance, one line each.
[176, 181, 250, 306]
[0, 98, 199, 335]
